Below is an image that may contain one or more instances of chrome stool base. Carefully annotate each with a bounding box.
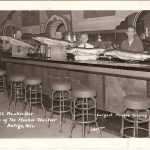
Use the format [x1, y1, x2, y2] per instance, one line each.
[121, 95, 150, 138]
[24, 83, 46, 118]
[48, 82, 72, 133]
[121, 108, 150, 138]
[24, 77, 46, 118]
[8, 75, 25, 112]
[70, 89, 102, 138]
[0, 70, 7, 95]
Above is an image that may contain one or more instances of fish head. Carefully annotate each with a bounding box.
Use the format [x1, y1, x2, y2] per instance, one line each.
[0, 36, 8, 41]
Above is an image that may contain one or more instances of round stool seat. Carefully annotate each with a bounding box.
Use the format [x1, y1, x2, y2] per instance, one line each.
[9, 74, 25, 82]
[24, 77, 41, 85]
[73, 88, 96, 98]
[123, 95, 150, 110]
[0, 70, 6, 76]
[51, 82, 71, 91]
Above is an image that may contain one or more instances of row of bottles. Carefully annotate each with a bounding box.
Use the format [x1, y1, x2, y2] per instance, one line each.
[39, 44, 51, 58]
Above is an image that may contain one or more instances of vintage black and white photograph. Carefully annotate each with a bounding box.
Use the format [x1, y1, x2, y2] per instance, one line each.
[1, 6, 150, 144]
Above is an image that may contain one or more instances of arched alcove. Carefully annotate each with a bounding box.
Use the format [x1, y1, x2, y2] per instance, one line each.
[44, 15, 70, 38]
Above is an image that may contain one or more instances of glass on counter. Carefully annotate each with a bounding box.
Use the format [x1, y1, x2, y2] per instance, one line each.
[39, 44, 51, 58]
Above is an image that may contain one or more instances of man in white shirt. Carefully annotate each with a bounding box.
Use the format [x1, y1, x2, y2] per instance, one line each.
[55, 32, 63, 40]
[2, 30, 28, 56]
[78, 34, 94, 48]
[2, 30, 23, 52]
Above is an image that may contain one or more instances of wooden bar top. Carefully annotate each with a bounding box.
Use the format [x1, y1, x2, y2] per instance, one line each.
[2, 55, 150, 79]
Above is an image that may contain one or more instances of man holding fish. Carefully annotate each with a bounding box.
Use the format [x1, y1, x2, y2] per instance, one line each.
[1, 30, 32, 56]
[104, 26, 150, 61]
[50, 31, 67, 60]
[2, 30, 23, 53]
[65, 33, 107, 60]
[121, 26, 144, 52]
[78, 34, 94, 48]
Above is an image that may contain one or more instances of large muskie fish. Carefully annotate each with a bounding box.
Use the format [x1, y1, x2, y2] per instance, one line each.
[104, 50, 150, 61]
[0, 36, 33, 49]
[75, 55, 98, 61]
[33, 37, 74, 47]
[66, 47, 106, 55]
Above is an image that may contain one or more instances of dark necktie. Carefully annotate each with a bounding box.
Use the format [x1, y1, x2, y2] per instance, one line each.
[84, 44, 86, 48]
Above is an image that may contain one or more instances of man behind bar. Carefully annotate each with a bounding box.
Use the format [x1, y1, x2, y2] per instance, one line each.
[121, 26, 144, 52]
[78, 33, 94, 48]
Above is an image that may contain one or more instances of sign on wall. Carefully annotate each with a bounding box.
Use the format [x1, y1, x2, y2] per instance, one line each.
[45, 11, 70, 18]
[83, 11, 116, 19]
[21, 11, 40, 26]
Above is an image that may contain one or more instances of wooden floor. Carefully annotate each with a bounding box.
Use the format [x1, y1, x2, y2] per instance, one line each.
[0, 92, 119, 138]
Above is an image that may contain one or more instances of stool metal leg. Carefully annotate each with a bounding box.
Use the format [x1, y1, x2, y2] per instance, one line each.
[143, 109, 150, 137]
[48, 91, 54, 128]
[95, 120, 102, 138]
[70, 92, 73, 117]
[121, 107, 126, 138]
[62, 91, 66, 123]
[48, 112, 54, 128]
[39, 85, 46, 118]
[59, 91, 62, 133]
[70, 97, 77, 138]
[147, 110, 149, 137]
[94, 98, 102, 138]
[3, 76, 7, 96]
[29, 86, 32, 118]
[70, 121, 75, 138]
[8, 82, 13, 110]
[0, 75, 6, 94]
[147, 110, 150, 137]
[135, 110, 139, 137]
[70, 96, 100, 138]
[8, 81, 25, 113]
[23, 85, 28, 114]
[86, 98, 90, 134]
[35, 85, 38, 114]
[87, 123, 90, 134]
[25, 84, 46, 118]
[49, 88, 71, 133]
[133, 110, 137, 137]
[82, 99, 85, 138]
[13, 83, 17, 113]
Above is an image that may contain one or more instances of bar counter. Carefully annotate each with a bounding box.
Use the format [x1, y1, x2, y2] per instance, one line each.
[2, 55, 150, 78]
[1, 55, 149, 114]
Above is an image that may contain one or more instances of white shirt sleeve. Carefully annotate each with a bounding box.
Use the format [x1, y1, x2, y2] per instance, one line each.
[86, 43, 94, 48]
[78, 43, 94, 48]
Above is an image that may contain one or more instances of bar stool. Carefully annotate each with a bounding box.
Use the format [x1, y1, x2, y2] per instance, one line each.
[70, 88, 102, 138]
[8, 74, 25, 112]
[121, 95, 150, 138]
[0, 70, 7, 94]
[48, 82, 72, 133]
[24, 77, 46, 117]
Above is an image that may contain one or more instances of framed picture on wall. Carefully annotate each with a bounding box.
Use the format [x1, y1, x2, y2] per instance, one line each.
[21, 11, 40, 26]
[83, 11, 116, 19]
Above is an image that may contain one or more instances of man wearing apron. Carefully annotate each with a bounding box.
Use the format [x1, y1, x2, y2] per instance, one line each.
[51, 32, 67, 60]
